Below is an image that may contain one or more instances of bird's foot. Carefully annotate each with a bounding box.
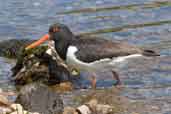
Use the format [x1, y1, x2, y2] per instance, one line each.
[111, 70, 124, 89]
[114, 81, 124, 89]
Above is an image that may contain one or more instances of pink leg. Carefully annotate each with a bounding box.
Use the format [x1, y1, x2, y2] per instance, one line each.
[90, 73, 97, 89]
[112, 70, 121, 86]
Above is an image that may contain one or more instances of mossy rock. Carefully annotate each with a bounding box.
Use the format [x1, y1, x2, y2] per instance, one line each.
[12, 44, 72, 86]
[0, 39, 34, 58]
[22, 45, 48, 57]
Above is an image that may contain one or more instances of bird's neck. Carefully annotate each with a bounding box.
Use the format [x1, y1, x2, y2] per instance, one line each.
[54, 35, 75, 60]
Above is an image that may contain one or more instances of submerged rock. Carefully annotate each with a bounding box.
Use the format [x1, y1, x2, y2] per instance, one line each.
[15, 83, 64, 114]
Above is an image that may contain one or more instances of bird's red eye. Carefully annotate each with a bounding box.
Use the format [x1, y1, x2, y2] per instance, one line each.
[53, 27, 60, 32]
[49, 26, 60, 33]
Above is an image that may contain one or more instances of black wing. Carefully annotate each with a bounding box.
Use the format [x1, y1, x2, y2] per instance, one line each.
[73, 36, 142, 63]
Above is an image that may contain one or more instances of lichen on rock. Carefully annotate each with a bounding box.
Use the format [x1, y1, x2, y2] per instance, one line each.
[11, 45, 72, 86]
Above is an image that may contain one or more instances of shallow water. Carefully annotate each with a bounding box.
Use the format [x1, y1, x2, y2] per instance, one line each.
[0, 0, 171, 113]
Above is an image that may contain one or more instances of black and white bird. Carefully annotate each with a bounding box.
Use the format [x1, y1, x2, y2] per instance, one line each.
[26, 23, 160, 88]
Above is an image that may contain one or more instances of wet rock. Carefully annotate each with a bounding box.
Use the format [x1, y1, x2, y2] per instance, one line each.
[51, 82, 73, 92]
[15, 83, 64, 114]
[10, 104, 40, 114]
[71, 88, 124, 113]
[0, 94, 13, 113]
[131, 113, 140, 114]
[0, 103, 41, 114]
[0, 94, 11, 107]
[63, 99, 113, 114]
[0, 89, 16, 110]
[0, 89, 41, 114]
[11, 45, 72, 86]
[151, 106, 160, 111]
[0, 90, 15, 114]
[63, 107, 77, 114]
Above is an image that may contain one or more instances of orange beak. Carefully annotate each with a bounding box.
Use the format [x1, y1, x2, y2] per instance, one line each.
[25, 34, 50, 50]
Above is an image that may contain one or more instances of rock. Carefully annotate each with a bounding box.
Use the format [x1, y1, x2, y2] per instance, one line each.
[63, 99, 113, 114]
[10, 104, 30, 114]
[131, 112, 140, 114]
[11, 45, 72, 86]
[0, 39, 33, 58]
[151, 106, 160, 111]
[50, 82, 73, 92]
[0, 95, 11, 107]
[0, 103, 40, 114]
[63, 107, 77, 114]
[15, 83, 64, 114]
[10, 104, 40, 114]
[0, 94, 13, 113]
[0, 89, 15, 110]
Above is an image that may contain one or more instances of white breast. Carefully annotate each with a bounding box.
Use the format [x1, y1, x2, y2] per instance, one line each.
[66, 46, 91, 71]
[46, 40, 56, 56]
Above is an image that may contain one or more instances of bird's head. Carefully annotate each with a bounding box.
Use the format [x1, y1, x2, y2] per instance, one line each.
[25, 23, 74, 50]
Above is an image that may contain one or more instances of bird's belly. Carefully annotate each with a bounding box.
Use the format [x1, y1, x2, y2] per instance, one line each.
[66, 55, 143, 72]
[66, 56, 113, 72]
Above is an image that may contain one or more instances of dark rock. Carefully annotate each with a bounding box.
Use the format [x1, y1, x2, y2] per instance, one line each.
[15, 83, 64, 114]
[0, 39, 33, 58]
[11, 46, 72, 86]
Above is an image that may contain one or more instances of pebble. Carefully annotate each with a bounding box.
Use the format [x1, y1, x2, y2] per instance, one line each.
[0, 103, 40, 114]
[151, 106, 160, 111]
[0, 94, 10, 106]
[10, 104, 40, 114]
[63, 99, 113, 114]
[131, 112, 140, 114]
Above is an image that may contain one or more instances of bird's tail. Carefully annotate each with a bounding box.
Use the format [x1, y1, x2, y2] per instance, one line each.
[142, 49, 160, 56]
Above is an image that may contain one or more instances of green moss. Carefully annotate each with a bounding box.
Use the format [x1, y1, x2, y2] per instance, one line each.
[0, 39, 48, 59]
[23, 46, 48, 57]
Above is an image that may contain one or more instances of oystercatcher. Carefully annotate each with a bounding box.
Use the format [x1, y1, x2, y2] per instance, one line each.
[26, 23, 160, 88]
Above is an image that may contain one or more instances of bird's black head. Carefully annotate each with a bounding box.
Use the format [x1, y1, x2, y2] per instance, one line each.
[48, 23, 74, 41]
[48, 23, 74, 60]
[26, 23, 75, 60]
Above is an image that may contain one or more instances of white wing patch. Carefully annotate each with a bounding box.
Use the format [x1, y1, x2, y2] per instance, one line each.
[111, 54, 142, 63]
[66, 46, 88, 66]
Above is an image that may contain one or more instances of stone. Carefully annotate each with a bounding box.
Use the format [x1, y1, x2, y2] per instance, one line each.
[11, 45, 72, 86]
[63, 107, 78, 114]
[63, 99, 113, 114]
[0, 39, 33, 58]
[51, 82, 73, 92]
[15, 83, 64, 114]
[151, 106, 160, 111]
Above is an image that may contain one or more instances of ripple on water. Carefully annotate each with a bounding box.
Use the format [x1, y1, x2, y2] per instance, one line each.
[0, 57, 15, 91]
